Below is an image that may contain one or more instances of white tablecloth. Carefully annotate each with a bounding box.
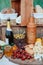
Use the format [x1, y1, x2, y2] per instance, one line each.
[0, 56, 19, 65]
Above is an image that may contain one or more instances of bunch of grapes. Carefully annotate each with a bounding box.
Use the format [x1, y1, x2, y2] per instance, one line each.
[12, 48, 33, 61]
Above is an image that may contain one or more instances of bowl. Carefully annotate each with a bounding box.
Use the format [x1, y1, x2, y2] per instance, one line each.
[13, 26, 27, 48]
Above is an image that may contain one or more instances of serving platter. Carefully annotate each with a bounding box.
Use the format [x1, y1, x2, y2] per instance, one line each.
[6, 56, 43, 65]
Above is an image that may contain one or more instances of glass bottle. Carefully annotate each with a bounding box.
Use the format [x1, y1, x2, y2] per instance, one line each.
[5, 19, 14, 46]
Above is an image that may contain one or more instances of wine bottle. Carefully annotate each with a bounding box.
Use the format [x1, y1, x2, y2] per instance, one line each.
[5, 19, 14, 46]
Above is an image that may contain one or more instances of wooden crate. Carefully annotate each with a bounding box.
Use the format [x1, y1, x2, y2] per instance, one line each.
[1, 25, 27, 41]
[36, 25, 43, 38]
[0, 24, 43, 41]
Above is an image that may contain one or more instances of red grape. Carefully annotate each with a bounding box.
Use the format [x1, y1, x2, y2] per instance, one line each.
[12, 47, 33, 60]
[21, 55, 26, 60]
[16, 53, 20, 58]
